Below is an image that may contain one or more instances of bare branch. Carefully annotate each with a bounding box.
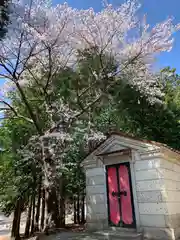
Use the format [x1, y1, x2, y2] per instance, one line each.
[0, 99, 34, 123]
[17, 41, 39, 77]
[13, 31, 24, 78]
[15, 81, 43, 134]
[0, 99, 17, 115]
[0, 62, 13, 79]
[44, 46, 52, 92]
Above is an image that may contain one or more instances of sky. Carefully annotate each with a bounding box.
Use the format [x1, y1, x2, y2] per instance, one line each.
[53, 0, 180, 73]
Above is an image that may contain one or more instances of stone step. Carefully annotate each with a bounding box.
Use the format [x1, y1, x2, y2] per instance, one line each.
[108, 227, 136, 233]
[92, 230, 142, 240]
[38, 231, 142, 240]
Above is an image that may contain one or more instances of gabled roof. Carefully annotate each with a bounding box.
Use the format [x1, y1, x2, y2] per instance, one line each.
[84, 131, 180, 160]
[109, 131, 180, 155]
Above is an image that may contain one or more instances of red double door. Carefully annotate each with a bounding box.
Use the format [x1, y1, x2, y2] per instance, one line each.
[106, 163, 135, 228]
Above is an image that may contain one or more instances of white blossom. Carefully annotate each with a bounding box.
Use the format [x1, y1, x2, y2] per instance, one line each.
[0, 0, 179, 124]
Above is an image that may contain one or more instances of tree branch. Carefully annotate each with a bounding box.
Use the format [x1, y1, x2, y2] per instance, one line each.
[15, 81, 43, 134]
[48, 50, 143, 133]
[13, 31, 24, 78]
[0, 100, 34, 123]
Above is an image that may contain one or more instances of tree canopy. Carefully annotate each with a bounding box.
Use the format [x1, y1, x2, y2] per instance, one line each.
[0, 0, 9, 39]
[0, 0, 180, 237]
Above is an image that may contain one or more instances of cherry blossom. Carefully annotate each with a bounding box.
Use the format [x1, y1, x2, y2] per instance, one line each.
[1, 0, 178, 230]
[0, 0, 179, 125]
[0, 0, 179, 102]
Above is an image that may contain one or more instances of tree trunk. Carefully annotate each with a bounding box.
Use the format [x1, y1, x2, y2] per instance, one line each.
[41, 188, 45, 231]
[59, 196, 65, 227]
[24, 196, 33, 237]
[44, 185, 61, 233]
[31, 192, 36, 234]
[77, 192, 80, 224]
[81, 195, 85, 224]
[74, 197, 77, 224]
[59, 177, 65, 227]
[42, 146, 61, 232]
[42, 136, 66, 233]
[35, 183, 41, 232]
[11, 199, 22, 240]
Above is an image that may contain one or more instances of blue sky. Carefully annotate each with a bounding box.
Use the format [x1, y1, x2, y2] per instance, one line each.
[53, 0, 180, 73]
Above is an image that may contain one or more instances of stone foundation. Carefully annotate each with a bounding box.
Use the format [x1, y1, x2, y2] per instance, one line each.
[85, 220, 108, 232]
[165, 214, 180, 239]
[143, 227, 175, 240]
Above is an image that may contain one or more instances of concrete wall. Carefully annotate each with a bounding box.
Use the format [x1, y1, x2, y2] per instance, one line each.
[134, 152, 166, 225]
[159, 158, 180, 239]
[134, 151, 180, 240]
[85, 167, 108, 231]
[84, 144, 180, 239]
[133, 151, 172, 239]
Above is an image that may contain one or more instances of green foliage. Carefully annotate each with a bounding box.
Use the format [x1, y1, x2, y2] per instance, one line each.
[62, 133, 86, 199]
[1, 45, 180, 219]
[0, 0, 10, 39]
[107, 67, 180, 149]
[0, 115, 41, 215]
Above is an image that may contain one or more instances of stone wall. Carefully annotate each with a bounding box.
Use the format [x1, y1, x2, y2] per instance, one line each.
[134, 151, 180, 240]
[159, 158, 180, 239]
[134, 152, 168, 233]
[85, 167, 108, 231]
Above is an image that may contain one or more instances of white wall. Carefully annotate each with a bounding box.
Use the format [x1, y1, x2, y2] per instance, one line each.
[158, 159, 180, 237]
[158, 159, 180, 207]
[134, 152, 169, 229]
[134, 151, 180, 240]
[85, 167, 108, 230]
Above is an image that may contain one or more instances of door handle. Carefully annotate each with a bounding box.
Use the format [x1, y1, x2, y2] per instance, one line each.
[120, 191, 127, 196]
[112, 191, 127, 198]
[112, 191, 120, 198]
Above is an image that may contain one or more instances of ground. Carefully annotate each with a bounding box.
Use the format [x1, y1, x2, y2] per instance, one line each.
[39, 232, 100, 240]
[0, 213, 88, 239]
[0, 212, 26, 236]
[0, 209, 73, 237]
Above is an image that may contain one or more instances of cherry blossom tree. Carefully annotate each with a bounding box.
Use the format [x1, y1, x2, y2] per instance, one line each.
[0, 0, 9, 39]
[0, 0, 179, 125]
[0, 0, 179, 231]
